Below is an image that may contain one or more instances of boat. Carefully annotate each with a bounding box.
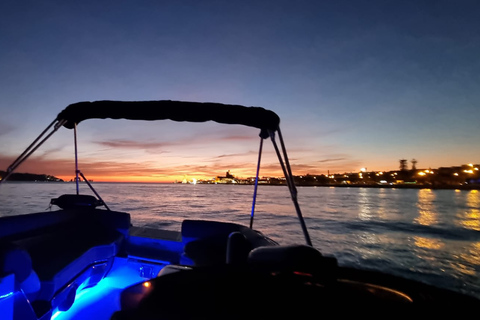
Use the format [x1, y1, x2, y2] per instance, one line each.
[0, 100, 479, 320]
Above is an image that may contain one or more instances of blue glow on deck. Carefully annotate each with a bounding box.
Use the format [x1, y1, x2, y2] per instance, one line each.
[53, 257, 166, 320]
[0, 292, 13, 299]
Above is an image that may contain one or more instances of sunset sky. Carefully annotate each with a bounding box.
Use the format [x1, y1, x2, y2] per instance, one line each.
[1, 1, 479, 183]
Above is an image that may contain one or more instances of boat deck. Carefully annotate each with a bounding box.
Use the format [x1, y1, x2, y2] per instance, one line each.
[129, 227, 181, 241]
[53, 256, 168, 320]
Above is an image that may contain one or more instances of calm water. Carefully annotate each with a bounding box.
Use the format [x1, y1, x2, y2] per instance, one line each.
[1, 182, 480, 299]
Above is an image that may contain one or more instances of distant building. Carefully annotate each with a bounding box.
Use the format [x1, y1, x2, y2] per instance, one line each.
[215, 170, 238, 184]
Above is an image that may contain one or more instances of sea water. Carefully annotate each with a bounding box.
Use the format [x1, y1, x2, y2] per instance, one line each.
[1, 182, 479, 299]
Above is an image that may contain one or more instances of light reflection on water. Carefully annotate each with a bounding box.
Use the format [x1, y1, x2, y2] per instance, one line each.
[414, 236, 444, 250]
[458, 242, 480, 276]
[415, 189, 438, 226]
[1, 182, 480, 299]
[461, 190, 480, 231]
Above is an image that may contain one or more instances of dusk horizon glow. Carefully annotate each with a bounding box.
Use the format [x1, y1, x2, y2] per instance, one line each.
[1, 1, 479, 183]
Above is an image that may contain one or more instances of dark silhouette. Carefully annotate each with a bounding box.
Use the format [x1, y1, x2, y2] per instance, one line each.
[0, 171, 63, 182]
[411, 159, 417, 171]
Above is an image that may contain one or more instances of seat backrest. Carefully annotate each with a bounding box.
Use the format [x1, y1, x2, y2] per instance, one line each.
[226, 231, 251, 265]
[0, 242, 41, 301]
[248, 244, 337, 277]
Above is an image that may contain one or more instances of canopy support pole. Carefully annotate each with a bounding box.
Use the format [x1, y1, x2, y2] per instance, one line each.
[250, 136, 264, 229]
[78, 171, 110, 211]
[0, 119, 66, 184]
[72, 124, 110, 210]
[74, 124, 80, 195]
[269, 127, 312, 246]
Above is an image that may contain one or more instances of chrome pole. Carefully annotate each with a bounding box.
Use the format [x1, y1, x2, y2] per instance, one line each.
[270, 128, 312, 247]
[74, 123, 79, 195]
[250, 137, 264, 229]
[1, 119, 66, 184]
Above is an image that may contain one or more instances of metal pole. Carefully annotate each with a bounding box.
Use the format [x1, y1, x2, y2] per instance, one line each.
[269, 129, 312, 247]
[74, 124, 79, 195]
[78, 171, 110, 211]
[1, 119, 66, 184]
[250, 137, 264, 229]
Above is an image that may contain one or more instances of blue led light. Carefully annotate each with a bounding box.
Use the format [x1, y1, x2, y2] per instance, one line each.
[52, 257, 166, 320]
[0, 291, 14, 299]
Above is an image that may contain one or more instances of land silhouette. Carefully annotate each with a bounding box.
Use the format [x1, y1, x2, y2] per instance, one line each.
[0, 171, 64, 182]
[2, 162, 479, 190]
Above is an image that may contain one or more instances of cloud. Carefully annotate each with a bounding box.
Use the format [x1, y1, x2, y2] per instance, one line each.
[96, 140, 171, 149]
[317, 157, 346, 163]
[0, 122, 14, 136]
[94, 133, 256, 150]
[214, 150, 258, 159]
[222, 135, 258, 142]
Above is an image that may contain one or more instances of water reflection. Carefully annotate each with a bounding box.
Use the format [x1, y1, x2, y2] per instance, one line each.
[456, 190, 480, 231]
[457, 242, 480, 276]
[415, 189, 438, 226]
[358, 188, 387, 220]
[376, 188, 387, 218]
[2, 183, 480, 299]
[413, 236, 444, 250]
[358, 188, 372, 219]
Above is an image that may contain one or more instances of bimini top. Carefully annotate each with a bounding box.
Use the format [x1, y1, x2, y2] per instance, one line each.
[3, 99, 311, 245]
[56, 100, 281, 131]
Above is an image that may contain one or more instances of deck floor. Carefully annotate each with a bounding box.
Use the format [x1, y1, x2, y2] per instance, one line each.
[129, 226, 181, 241]
[53, 256, 167, 320]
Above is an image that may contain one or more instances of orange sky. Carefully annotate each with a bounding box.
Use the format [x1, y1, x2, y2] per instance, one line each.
[1, 145, 473, 184]
[0, 146, 288, 183]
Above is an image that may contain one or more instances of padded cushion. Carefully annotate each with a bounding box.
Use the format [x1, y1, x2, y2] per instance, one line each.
[1, 208, 130, 304]
[181, 220, 277, 266]
[0, 242, 32, 283]
[16, 220, 124, 301]
[248, 244, 338, 281]
[20, 270, 41, 301]
[183, 238, 228, 266]
[181, 220, 244, 243]
[226, 231, 251, 265]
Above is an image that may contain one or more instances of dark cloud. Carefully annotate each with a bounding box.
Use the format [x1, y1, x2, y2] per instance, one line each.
[96, 140, 171, 149]
[214, 151, 257, 159]
[317, 157, 346, 163]
[95, 133, 256, 150]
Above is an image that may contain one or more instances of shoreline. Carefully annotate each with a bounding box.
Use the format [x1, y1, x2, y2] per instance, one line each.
[294, 183, 480, 190]
[2, 180, 479, 190]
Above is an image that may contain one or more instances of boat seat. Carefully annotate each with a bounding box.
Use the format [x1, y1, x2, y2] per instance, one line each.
[0, 242, 33, 284]
[180, 219, 276, 266]
[226, 231, 251, 265]
[0, 242, 41, 302]
[0, 207, 130, 316]
[16, 219, 124, 300]
[248, 244, 338, 282]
